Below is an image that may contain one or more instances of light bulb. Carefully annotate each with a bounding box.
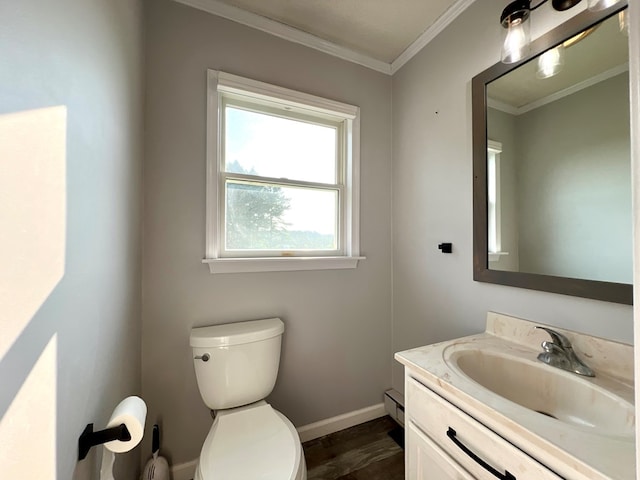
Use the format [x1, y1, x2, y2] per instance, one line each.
[619, 10, 628, 36]
[587, 0, 622, 11]
[501, 18, 531, 64]
[537, 45, 564, 79]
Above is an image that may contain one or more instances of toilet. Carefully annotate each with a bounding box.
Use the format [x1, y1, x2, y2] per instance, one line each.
[190, 318, 307, 480]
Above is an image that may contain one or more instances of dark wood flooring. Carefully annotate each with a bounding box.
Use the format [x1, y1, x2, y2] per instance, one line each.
[302, 416, 405, 480]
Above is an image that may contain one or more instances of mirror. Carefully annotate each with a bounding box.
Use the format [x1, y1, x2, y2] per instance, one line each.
[473, 3, 632, 304]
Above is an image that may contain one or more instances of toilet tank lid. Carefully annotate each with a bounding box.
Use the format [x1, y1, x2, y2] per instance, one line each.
[190, 318, 284, 347]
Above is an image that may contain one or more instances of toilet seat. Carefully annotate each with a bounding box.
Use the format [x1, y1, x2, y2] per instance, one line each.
[195, 401, 304, 480]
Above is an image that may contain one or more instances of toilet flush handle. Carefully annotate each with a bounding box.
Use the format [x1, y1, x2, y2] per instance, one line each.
[195, 353, 210, 362]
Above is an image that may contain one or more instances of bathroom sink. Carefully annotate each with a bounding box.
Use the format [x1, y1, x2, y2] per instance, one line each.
[446, 348, 635, 438]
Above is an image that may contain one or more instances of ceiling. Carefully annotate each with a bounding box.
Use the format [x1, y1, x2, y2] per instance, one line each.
[174, 0, 471, 73]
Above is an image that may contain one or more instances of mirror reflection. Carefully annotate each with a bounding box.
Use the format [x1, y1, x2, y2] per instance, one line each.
[485, 10, 631, 284]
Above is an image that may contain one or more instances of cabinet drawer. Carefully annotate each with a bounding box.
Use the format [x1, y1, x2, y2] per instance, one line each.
[406, 376, 563, 480]
[408, 421, 475, 480]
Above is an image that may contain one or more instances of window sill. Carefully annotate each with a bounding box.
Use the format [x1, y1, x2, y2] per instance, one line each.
[202, 256, 366, 274]
[488, 251, 509, 262]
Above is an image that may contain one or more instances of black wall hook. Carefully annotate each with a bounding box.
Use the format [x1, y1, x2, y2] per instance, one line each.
[438, 243, 453, 253]
[78, 423, 131, 461]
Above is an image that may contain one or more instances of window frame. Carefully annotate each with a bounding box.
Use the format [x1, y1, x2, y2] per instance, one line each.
[220, 96, 344, 258]
[487, 140, 508, 263]
[487, 140, 501, 254]
[203, 70, 364, 274]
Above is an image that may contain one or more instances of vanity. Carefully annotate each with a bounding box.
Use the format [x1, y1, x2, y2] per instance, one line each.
[395, 312, 635, 480]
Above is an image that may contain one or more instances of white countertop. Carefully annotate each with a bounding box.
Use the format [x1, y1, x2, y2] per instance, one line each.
[395, 312, 635, 480]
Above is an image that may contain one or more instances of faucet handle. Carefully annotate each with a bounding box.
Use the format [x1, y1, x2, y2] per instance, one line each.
[534, 326, 572, 349]
[541, 340, 559, 353]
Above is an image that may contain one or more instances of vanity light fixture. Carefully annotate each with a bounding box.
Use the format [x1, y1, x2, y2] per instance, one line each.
[500, 0, 533, 64]
[536, 44, 564, 77]
[619, 9, 628, 35]
[500, 0, 623, 63]
[536, 24, 597, 77]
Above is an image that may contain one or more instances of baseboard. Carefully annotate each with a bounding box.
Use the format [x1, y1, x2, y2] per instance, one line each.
[296, 403, 386, 443]
[170, 402, 386, 478]
[171, 459, 198, 480]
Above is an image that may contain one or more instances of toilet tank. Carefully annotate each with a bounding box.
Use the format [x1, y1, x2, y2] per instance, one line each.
[190, 318, 284, 410]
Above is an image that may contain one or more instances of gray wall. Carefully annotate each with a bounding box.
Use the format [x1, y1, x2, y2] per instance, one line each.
[391, 0, 633, 393]
[143, 0, 392, 466]
[487, 73, 631, 282]
[517, 73, 632, 283]
[0, 0, 144, 479]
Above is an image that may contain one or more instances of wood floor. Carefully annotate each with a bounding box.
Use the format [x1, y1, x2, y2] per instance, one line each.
[302, 416, 405, 480]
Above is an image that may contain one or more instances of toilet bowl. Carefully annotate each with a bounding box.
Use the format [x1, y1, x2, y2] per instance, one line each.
[194, 402, 306, 480]
[190, 318, 307, 480]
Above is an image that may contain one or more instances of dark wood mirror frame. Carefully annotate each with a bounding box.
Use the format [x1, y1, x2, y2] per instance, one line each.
[472, 2, 632, 305]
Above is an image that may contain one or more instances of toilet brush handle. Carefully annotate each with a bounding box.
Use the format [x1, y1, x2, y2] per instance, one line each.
[152, 424, 160, 454]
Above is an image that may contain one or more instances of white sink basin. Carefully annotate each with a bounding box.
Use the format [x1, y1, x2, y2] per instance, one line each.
[446, 348, 635, 438]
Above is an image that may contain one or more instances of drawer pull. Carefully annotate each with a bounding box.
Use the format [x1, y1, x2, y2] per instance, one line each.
[446, 427, 516, 480]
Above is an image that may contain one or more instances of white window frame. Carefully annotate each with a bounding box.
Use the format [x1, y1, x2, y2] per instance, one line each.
[203, 70, 364, 274]
[487, 140, 508, 262]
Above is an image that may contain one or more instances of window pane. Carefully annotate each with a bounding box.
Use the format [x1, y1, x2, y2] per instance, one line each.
[225, 180, 338, 251]
[225, 106, 337, 184]
[487, 152, 498, 253]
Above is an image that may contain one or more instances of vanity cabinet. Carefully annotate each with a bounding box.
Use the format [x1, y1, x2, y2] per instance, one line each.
[405, 375, 562, 480]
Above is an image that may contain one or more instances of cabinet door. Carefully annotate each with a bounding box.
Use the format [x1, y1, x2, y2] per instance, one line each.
[407, 421, 475, 480]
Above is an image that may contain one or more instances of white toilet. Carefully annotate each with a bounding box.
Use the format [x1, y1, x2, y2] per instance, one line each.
[190, 318, 307, 480]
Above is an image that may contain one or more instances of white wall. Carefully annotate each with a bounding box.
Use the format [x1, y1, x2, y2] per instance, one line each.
[142, 0, 392, 466]
[391, 0, 633, 393]
[0, 0, 144, 479]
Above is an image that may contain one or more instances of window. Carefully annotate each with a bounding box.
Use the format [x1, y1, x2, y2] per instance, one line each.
[487, 140, 507, 262]
[203, 71, 363, 273]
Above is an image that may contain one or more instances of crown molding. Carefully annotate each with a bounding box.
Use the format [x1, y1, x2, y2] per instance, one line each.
[172, 0, 392, 74]
[488, 63, 629, 116]
[172, 0, 476, 76]
[487, 97, 519, 115]
[516, 63, 629, 114]
[391, 0, 476, 74]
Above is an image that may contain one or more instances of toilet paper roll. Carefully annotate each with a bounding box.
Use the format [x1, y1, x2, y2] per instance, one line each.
[103, 396, 147, 453]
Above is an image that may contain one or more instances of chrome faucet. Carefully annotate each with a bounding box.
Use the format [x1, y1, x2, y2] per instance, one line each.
[534, 326, 595, 377]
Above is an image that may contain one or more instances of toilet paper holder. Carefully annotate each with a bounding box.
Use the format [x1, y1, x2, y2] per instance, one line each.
[78, 423, 131, 461]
